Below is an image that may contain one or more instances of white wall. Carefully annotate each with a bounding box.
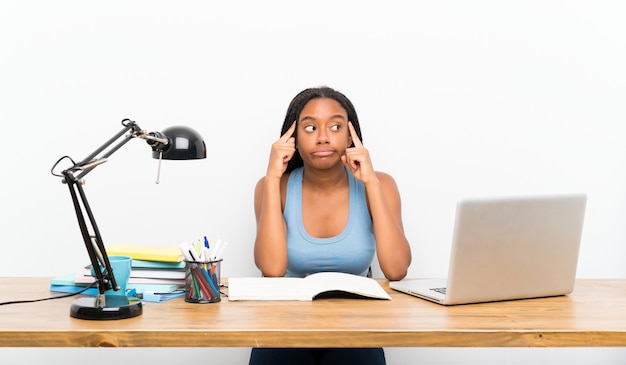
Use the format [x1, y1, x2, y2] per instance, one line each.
[1, 1, 625, 364]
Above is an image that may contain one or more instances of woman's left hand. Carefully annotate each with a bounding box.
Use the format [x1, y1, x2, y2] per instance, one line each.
[341, 122, 378, 184]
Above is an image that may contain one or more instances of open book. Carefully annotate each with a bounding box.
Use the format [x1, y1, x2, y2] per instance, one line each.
[227, 272, 391, 301]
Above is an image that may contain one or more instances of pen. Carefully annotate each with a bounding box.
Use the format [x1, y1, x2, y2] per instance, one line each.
[212, 240, 229, 261]
[210, 263, 218, 289]
[191, 273, 202, 299]
[179, 242, 194, 261]
[200, 265, 219, 298]
[191, 265, 214, 299]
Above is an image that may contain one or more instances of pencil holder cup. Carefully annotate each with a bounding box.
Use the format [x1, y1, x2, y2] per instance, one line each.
[184, 259, 222, 303]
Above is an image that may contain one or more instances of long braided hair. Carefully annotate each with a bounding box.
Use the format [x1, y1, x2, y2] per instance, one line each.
[281, 86, 363, 173]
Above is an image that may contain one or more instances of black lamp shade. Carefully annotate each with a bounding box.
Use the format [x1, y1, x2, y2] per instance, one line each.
[152, 126, 206, 160]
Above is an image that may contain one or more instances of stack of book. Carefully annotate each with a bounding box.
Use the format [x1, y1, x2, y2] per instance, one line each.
[50, 244, 187, 302]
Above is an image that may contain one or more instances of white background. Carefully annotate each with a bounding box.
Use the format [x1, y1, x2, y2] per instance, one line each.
[1, 1, 625, 364]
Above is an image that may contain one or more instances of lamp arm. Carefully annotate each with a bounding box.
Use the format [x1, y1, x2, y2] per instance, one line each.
[55, 118, 164, 307]
[71, 119, 169, 181]
[63, 170, 114, 302]
[74, 120, 138, 169]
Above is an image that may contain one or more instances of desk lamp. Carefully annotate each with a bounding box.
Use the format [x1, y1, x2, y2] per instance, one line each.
[51, 118, 206, 320]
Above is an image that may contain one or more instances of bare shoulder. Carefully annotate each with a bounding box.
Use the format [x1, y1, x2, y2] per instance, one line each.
[254, 173, 291, 193]
[375, 171, 399, 188]
[254, 176, 265, 192]
[253, 173, 292, 211]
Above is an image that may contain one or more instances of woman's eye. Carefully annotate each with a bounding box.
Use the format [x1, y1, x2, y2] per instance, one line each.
[330, 124, 341, 132]
[304, 125, 315, 132]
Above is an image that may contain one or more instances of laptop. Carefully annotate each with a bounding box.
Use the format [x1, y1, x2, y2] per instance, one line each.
[390, 193, 587, 305]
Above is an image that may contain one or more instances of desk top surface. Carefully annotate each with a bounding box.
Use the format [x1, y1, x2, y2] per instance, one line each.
[1, 277, 625, 348]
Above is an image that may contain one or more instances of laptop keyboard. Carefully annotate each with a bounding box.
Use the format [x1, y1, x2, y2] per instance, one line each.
[430, 287, 446, 295]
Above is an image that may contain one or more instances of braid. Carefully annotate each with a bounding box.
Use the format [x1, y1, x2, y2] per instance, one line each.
[280, 86, 362, 173]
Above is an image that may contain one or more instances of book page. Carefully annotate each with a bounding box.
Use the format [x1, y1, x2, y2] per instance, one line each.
[304, 272, 391, 300]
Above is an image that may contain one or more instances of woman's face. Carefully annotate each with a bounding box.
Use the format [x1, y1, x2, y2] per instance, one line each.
[296, 98, 351, 169]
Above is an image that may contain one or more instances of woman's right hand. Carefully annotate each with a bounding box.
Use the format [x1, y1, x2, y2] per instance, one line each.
[266, 121, 296, 179]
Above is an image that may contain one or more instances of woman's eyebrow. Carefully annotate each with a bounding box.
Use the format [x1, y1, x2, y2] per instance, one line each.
[299, 114, 347, 122]
[299, 115, 315, 122]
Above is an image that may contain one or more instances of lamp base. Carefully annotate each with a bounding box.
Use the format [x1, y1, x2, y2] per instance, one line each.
[70, 295, 143, 320]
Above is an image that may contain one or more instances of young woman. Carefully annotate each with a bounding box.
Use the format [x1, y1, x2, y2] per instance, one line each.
[251, 86, 412, 365]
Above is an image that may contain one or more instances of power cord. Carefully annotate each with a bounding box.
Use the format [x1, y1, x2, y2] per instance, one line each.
[0, 282, 98, 306]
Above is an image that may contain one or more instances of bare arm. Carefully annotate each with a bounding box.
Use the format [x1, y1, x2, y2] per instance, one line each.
[253, 122, 296, 277]
[342, 122, 412, 280]
[366, 172, 412, 281]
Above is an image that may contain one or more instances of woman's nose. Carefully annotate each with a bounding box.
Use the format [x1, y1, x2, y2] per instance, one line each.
[316, 130, 329, 144]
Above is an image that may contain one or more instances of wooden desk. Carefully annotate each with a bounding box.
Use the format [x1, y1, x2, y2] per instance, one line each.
[1, 278, 625, 348]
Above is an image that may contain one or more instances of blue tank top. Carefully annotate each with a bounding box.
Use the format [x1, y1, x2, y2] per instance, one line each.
[284, 167, 375, 278]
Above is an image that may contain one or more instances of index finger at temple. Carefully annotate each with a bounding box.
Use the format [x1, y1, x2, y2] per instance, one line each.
[280, 120, 297, 141]
[349, 122, 363, 147]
